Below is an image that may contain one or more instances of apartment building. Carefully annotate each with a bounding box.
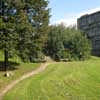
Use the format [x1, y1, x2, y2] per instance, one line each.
[77, 11, 100, 56]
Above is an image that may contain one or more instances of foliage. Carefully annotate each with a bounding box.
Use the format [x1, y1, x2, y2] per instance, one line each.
[16, 11, 35, 62]
[0, 0, 91, 63]
[0, 18, 17, 56]
[15, 0, 50, 62]
[0, 0, 50, 63]
[64, 28, 91, 60]
[46, 25, 91, 61]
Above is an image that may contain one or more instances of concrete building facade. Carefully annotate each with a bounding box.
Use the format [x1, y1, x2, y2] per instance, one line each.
[77, 11, 100, 56]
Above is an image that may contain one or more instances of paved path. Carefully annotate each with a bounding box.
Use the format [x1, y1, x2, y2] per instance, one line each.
[0, 63, 49, 100]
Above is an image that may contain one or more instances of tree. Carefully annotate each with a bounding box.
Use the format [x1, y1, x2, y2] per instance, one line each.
[46, 25, 91, 61]
[46, 25, 67, 60]
[0, 0, 50, 68]
[16, 11, 35, 62]
[0, 0, 18, 71]
[21, 0, 50, 62]
[63, 28, 91, 60]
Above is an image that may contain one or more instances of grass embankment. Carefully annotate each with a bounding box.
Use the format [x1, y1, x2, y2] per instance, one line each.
[0, 51, 40, 92]
[3, 56, 100, 100]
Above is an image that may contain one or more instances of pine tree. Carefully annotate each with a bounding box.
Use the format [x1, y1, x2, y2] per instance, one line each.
[22, 0, 50, 62]
[16, 10, 35, 62]
[0, 0, 50, 67]
[0, 0, 18, 70]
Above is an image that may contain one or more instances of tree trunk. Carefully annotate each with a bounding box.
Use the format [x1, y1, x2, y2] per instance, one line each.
[4, 50, 8, 71]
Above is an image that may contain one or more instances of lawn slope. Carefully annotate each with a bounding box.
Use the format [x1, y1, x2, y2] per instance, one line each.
[3, 57, 100, 100]
[0, 51, 40, 91]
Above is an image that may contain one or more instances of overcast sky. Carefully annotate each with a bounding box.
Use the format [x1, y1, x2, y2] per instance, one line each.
[49, 0, 100, 26]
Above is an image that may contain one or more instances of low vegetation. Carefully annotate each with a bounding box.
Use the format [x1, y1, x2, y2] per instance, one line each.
[0, 51, 40, 92]
[3, 57, 100, 100]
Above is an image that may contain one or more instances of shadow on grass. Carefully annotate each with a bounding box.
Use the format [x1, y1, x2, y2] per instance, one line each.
[0, 61, 20, 71]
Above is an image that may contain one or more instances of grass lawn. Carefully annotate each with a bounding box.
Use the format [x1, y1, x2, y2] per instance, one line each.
[0, 51, 40, 92]
[3, 57, 100, 100]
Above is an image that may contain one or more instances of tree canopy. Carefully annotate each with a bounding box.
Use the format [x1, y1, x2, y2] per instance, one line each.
[0, 0, 91, 71]
[0, 0, 50, 70]
[46, 25, 91, 61]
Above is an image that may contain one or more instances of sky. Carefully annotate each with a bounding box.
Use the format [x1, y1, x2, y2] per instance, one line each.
[49, 0, 100, 26]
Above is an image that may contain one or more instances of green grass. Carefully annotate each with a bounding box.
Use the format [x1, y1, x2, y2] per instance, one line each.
[0, 51, 40, 91]
[3, 57, 100, 100]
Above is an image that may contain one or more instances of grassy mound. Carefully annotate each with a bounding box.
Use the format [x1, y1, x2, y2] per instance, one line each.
[3, 57, 100, 100]
[0, 51, 40, 91]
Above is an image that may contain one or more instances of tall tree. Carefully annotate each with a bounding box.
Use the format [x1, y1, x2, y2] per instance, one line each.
[20, 0, 50, 62]
[0, 0, 50, 68]
[0, 0, 18, 70]
[16, 11, 35, 62]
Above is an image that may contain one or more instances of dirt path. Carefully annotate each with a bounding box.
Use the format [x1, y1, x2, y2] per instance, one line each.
[0, 63, 49, 100]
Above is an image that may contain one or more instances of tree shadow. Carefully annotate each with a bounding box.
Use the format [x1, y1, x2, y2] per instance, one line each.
[0, 61, 20, 71]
